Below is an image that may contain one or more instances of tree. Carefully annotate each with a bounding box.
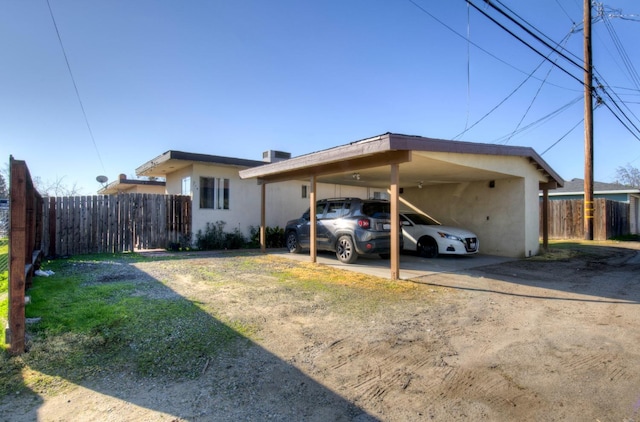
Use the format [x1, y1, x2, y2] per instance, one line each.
[32, 176, 83, 197]
[0, 172, 7, 198]
[615, 164, 640, 188]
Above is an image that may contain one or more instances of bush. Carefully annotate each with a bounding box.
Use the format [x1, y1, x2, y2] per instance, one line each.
[195, 221, 246, 251]
[249, 225, 285, 248]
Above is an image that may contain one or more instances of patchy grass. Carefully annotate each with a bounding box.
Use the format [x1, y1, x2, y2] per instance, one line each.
[0, 253, 248, 398]
[1, 242, 7, 349]
[255, 255, 424, 318]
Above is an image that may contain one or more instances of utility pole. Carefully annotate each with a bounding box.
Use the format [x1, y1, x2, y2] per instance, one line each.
[584, 0, 594, 240]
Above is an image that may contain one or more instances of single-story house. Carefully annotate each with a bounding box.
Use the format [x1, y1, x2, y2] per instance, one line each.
[97, 174, 166, 195]
[541, 177, 640, 234]
[137, 133, 563, 278]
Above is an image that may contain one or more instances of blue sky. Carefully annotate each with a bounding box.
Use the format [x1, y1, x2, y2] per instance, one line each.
[1, 0, 639, 194]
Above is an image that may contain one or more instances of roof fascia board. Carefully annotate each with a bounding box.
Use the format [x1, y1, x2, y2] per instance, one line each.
[254, 150, 411, 184]
[240, 132, 564, 187]
[387, 134, 564, 187]
[137, 150, 264, 176]
[240, 134, 395, 180]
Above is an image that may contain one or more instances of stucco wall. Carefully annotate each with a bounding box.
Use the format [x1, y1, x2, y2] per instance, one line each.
[129, 184, 166, 195]
[400, 178, 529, 257]
[165, 164, 374, 243]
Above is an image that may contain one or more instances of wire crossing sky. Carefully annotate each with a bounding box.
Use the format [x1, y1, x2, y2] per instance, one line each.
[1, 0, 639, 194]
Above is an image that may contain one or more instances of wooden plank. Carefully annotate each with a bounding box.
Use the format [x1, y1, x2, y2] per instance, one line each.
[9, 158, 27, 354]
[48, 197, 56, 257]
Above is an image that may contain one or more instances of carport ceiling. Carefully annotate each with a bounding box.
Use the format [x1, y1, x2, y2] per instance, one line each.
[239, 133, 563, 189]
[315, 153, 513, 189]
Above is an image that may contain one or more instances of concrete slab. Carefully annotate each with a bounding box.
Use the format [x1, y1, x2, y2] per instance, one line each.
[270, 250, 515, 280]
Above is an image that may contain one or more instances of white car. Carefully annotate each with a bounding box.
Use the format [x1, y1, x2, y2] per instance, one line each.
[400, 212, 479, 258]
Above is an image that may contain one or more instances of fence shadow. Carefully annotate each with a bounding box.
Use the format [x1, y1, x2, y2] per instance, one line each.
[1, 252, 377, 421]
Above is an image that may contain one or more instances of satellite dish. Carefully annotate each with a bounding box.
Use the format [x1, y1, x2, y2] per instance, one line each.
[96, 175, 108, 184]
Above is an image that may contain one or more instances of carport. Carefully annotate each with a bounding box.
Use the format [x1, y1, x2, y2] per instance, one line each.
[239, 133, 564, 280]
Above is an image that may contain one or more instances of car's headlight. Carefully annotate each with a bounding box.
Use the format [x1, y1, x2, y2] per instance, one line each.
[437, 232, 463, 242]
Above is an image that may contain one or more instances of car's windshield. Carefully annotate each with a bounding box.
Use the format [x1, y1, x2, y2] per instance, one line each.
[362, 202, 390, 219]
[404, 213, 439, 226]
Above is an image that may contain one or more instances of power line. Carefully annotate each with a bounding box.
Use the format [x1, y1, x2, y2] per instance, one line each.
[466, 0, 585, 86]
[46, 0, 106, 174]
[540, 117, 584, 156]
[504, 33, 575, 144]
[467, 0, 640, 143]
[406, 0, 578, 91]
[490, 95, 583, 144]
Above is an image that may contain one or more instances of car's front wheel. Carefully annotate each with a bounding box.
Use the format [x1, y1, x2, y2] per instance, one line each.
[286, 231, 302, 254]
[336, 235, 358, 264]
[417, 236, 438, 258]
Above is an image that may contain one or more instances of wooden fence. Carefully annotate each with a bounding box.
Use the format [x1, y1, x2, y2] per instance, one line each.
[8, 157, 43, 355]
[42, 193, 192, 257]
[540, 198, 630, 240]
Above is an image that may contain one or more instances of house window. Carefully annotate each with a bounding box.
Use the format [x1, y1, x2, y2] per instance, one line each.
[302, 185, 308, 198]
[182, 177, 191, 195]
[200, 177, 229, 209]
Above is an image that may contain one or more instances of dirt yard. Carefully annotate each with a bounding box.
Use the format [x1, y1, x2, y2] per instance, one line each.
[2, 242, 640, 421]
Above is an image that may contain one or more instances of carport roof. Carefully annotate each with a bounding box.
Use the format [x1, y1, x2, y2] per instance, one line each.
[239, 133, 564, 189]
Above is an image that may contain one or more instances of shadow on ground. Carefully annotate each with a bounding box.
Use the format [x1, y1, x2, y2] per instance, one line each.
[1, 251, 377, 421]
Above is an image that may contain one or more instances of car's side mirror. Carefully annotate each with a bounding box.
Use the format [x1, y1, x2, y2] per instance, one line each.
[401, 221, 411, 226]
[302, 212, 310, 220]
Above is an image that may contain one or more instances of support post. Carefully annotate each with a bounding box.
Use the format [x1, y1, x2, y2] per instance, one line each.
[542, 188, 549, 251]
[260, 183, 266, 253]
[309, 176, 317, 263]
[390, 164, 400, 280]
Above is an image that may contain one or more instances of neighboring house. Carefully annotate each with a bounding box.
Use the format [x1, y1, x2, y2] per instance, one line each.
[135, 150, 389, 241]
[97, 174, 166, 195]
[542, 177, 640, 234]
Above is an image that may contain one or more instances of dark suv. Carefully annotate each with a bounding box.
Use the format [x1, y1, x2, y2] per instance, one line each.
[284, 198, 392, 264]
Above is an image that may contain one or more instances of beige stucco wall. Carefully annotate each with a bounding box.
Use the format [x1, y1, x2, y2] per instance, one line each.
[165, 164, 374, 244]
[400, 153, 547, 258]
[400, 178, 528, 257]
[129, 184, 166, 195]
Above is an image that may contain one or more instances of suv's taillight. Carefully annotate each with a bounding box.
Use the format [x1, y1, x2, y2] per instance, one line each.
[357, 218, 371, 229]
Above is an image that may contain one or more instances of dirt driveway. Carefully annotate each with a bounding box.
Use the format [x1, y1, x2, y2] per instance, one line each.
[3, 242, 640, 421]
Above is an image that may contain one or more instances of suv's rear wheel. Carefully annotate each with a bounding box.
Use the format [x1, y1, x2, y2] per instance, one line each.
[286, 231, 302, 254]
[336, 235, 358, 264]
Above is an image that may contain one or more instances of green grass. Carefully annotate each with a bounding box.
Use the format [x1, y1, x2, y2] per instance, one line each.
[1, 242, 7, 352]
[0, 254, 247, 398]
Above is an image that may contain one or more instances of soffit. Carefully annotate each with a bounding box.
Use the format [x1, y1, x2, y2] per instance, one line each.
[239, 133, 563, 189]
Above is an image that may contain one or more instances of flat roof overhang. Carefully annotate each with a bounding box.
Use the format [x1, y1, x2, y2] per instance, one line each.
[239, 133, 564, 189]
[137, 150, 265, 178]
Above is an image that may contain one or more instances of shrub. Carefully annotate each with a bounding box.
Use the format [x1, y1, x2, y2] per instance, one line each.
[249, 225, 285, 248]
[195, 221, 246, 251]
